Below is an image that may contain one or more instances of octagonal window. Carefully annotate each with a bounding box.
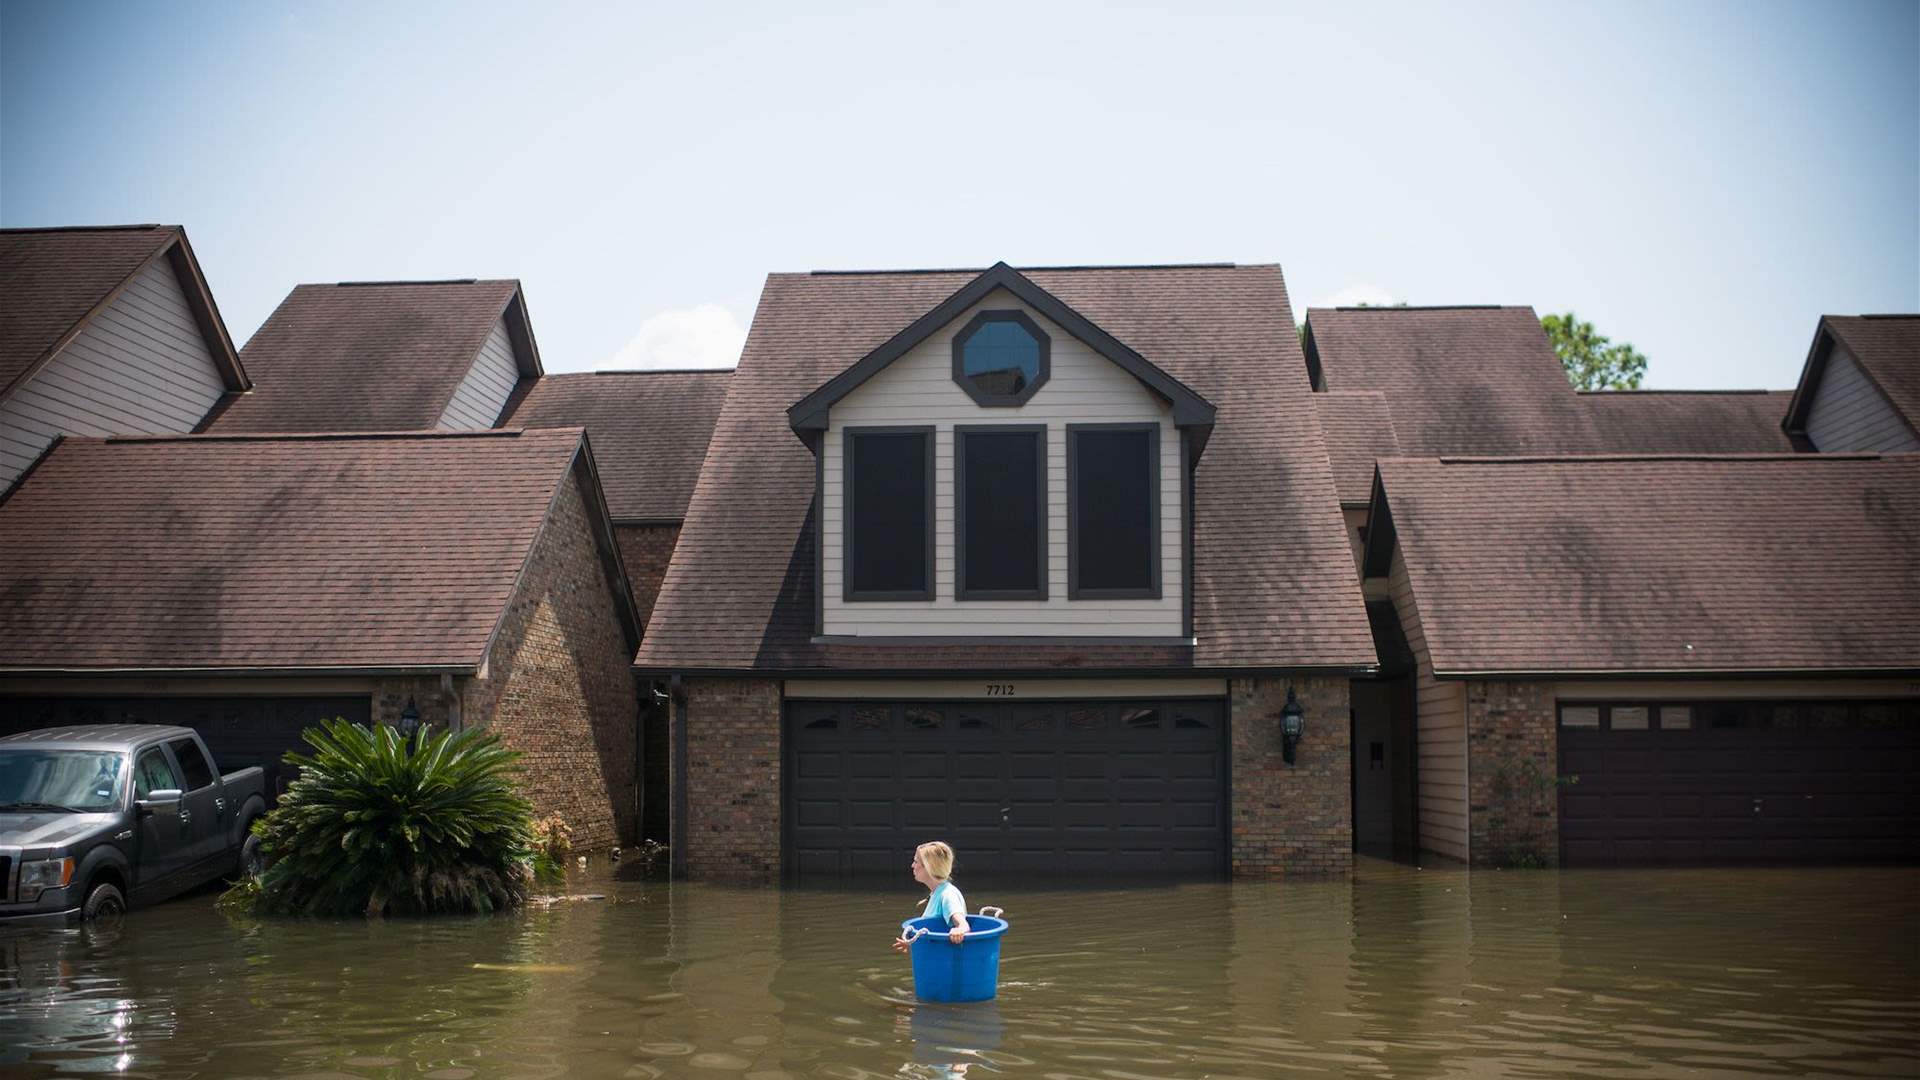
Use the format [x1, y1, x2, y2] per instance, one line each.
[952, 310, 1050, 406]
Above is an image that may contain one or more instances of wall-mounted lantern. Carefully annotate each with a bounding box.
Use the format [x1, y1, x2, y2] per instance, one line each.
[1279, 687, 1305, 765]
[399, 697, 421, 739]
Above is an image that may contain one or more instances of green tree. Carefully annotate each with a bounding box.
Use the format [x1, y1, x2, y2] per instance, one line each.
[1542, 311, 1647, 390]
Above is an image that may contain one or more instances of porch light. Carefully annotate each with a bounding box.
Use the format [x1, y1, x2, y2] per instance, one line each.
[399, 697, 421, 738]
[1279, 688, 1305, 765]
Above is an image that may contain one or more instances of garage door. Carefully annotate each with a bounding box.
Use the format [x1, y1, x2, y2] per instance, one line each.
[787, 698, 1227, 881]
[0, 696, 372, 804]
[1558, 700, 1920, 866]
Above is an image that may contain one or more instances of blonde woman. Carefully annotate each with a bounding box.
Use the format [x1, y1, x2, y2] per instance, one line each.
[892, 840, 967, 952]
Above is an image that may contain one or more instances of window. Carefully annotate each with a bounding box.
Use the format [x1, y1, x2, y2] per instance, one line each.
[1068, 425, 1161, 597]
[1559, 705, 1600, 729]
[843, 427, 933, 600]
[853, 705, 889, 731]
[168, 738, 215, 791]
[1659, 705, 1693, 730]
[952, 310, 1050, 405]
[134, 747, 180, 797]
[1121, 707, 1161, 730]
[905, 707, 944, 731]
[1610, 706, 1650, 731]
[956, 425, 1047, 599]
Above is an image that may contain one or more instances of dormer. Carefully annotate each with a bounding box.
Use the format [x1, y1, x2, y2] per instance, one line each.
[787, 263, 1214, 639]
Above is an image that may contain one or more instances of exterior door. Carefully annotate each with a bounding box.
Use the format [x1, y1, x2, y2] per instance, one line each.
[786, 698, 1228, 881]
[165, 737, 225, 871]
[130, 746, 188, 895]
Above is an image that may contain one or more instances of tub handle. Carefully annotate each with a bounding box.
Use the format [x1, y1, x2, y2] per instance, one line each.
[979, 906, 1004, 919]
[898, 926, 930, 946]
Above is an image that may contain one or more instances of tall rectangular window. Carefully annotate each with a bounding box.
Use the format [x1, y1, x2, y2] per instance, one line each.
[1068, 424, 1161, 598]
[843, 427, 933, 600]
[956, 425, 1047, 599]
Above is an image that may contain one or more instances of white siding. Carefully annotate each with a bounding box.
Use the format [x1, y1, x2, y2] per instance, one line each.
[437, 317, 520, 429]
[1390, 549, 1468, 861]
[822, 289, 1183, 638]
[1806, 344, 1920, 452]
[0, 258, 227, 490]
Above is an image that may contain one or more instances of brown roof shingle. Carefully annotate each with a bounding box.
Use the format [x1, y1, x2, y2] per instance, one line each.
[206, 280, 529, 433]
[1824, 315, 1920, 427]
[0, 225, 242, 400]
[1375, 453, 1920, 676]
[638, 264, 1375, 673]
[1316, 391, 1401, 505]
[0, 428, 595, 672]
[502, 369, 731, 522]
[1305, 306, 1602, 455]
[1579, 389, 1796, 452]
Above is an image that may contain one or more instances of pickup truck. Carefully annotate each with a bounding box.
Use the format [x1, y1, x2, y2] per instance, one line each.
[0, 724, 267, 923]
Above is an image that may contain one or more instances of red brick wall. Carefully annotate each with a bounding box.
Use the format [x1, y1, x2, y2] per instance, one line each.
[1466, 680, 1559, 868]
[1230, 675, 1353, 876]
[464, 473, 640, 850]
[674, 677, 781, 879]
[613, 523, 680, 631]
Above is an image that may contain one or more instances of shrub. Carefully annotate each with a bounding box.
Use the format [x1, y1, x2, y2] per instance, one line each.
[529, 812, 572, 885]
[238, 719, 538, 916]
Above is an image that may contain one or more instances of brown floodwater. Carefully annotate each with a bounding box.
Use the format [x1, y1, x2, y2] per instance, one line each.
[1, 859, 1916, 1078]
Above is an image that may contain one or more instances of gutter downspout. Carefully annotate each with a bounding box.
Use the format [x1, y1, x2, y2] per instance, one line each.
[670, 673, 688, 878]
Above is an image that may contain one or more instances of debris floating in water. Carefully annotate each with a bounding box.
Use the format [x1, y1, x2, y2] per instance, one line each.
[471, 962, 578, 973]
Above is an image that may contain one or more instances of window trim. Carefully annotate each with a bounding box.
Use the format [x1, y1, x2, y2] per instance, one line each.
[1066, 422, 1163, 600]
[841, 425, 936, 602]
[951, 309, 1051, 407]
[954, 424, 1049, 601]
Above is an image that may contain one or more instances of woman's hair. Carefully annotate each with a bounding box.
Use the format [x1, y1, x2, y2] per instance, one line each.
[915, 840, 955, 881]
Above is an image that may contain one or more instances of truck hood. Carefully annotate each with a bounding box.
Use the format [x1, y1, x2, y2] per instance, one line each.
[0, 811, 118, 849]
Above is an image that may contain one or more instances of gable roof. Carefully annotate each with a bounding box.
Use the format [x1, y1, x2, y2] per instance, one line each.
[502, 368, 732, 522]
[0, 224, 246, 402]
[0, 427, 638, 673]
[1580, 389, 1796, 453]
[204, 279, 540, 433]
[639, 263, 1374, 674]
[1784, 315, 1920, 441]
[1304, 306, 1602, 455]
[787, 262, 1216, 435]
[1316, 391, 1401, 506]
[1367, 453, 1920, 677]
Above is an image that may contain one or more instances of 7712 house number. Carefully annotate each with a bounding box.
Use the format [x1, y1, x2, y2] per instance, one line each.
[985, 684, 1016, 696]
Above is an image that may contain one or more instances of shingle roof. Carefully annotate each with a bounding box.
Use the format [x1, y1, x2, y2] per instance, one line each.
[0, 428, 610, 672]
[1305, 306, 1601, 455]
[1823, 315, 1920, 428]
[1316, 391, 1401, 505]
[205, 280, 531, 433]
[1373, 454, 1920, 676]
[0, 225, 243, 400]
[638, 263, 1375, 673]
[502, 369, 731, 522]
[1579, 390, 1796, 452]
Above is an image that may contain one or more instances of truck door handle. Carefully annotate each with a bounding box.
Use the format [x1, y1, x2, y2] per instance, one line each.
[179, 810, 192, 824]
[215, 798, 226, 813]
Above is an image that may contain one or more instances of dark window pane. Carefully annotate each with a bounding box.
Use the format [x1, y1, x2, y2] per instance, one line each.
[1068, 707, 1104, 732]
[1073, 429, 1155, 592]
[905, 707, 943, 731]
[804, 716, 839, 730]
[1173, 711, 1211, 730]
[962, 430, 1042, 593]
[1121, 707, 1160, 730]
[847, 431, 928, 595]
[961, 319, 1040, 397]
[1015, 712, 1051, 731]
[958, 710, 995, 731]
[854, 706, 889, 731]
[134, 748, 179, 797]
[168, 738, 215, 790]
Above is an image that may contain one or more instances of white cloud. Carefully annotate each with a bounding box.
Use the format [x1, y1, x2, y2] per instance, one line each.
[600, 303, 746, 370]
[1315, 282, 1400, 309]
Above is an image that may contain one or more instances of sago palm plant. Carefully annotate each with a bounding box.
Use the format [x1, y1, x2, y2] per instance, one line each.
[246, 719, 538, 916]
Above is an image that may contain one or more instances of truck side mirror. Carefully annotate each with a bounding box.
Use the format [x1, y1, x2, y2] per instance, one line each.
[138, 789, 183, 816]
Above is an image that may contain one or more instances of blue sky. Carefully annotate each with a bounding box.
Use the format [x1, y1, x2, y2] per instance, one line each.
[3, 1, 1914, 387]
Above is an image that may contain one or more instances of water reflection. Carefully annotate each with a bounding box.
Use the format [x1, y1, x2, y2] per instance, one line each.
[0, 864, 1915, 1077]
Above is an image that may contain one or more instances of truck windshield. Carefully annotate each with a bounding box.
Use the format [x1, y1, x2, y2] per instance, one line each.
[0, 750, 127, 812]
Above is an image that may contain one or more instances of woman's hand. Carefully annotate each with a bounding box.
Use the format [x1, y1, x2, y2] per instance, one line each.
[891, 936, 911, 954]
[947, 927, 967, 944]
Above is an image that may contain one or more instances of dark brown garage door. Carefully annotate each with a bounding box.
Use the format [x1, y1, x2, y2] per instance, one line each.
[1558, 700, 1920, 866]
[787, 698, 1227, 881]
[0, 696, 372, 805]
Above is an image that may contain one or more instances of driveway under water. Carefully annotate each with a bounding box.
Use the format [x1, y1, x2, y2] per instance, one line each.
[1, 860, 1915, 1078]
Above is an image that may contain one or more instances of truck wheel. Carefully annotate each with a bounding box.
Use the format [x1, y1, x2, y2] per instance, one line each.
[240, 833, 265, 879]
[83, 882, 126, 920]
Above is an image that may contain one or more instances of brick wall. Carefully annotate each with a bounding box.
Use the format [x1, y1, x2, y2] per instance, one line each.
[464, 473, 641, 850]
[1465, 680, 1558, 868]
[674, 677, 781, 879]
[372, 677, 452, 730]
[613, 523, 680, 631]
[1230, 675, 1352, 876]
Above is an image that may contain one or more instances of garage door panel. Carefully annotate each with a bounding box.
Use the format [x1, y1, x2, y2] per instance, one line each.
[789, 698, 1226, 880]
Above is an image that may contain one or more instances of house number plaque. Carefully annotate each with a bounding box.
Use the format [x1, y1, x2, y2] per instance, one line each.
[986, 683, 1016, 696]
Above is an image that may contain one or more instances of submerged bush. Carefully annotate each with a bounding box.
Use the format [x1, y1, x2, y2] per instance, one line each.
[240, 719, 538, 916]
[529, 812, 572, 885]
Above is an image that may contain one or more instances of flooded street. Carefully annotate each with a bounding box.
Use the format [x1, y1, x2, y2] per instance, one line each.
[2, 861, 1916, 1078]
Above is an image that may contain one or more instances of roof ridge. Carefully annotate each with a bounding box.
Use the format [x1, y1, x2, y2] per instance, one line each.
[97, 427, 580, 446]
[544, 367, 735, 377]
[1424, 452, 1884, 465]
[806, 261, 1239, 277]
[0, 223, 171, 234]
[332, 278, 493, 287]
[1320, 304, 1517, 312]
[1577, 388, 1784, 396]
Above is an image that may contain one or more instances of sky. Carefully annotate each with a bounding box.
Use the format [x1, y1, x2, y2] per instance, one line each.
[2, 0, 1914, 388]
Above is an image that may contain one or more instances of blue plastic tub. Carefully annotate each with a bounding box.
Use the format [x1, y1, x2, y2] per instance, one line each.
[900, 912, 1009, 1003]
